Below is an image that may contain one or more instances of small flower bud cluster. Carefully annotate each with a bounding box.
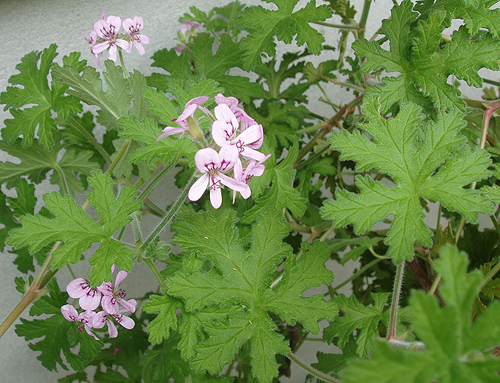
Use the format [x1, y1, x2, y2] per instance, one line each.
[82, 8, 149, 65]
[175, 20, 202, 55]
[61, 265, 136, 340]
[156, 94, 271, 209]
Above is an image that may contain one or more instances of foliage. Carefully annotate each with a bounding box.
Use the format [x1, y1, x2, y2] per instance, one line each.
[2, 0, 500, 382]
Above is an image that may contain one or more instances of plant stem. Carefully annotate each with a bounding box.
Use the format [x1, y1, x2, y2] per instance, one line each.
[143, 258, 166, 289]
[312, 21, 361, 30]
[140, 176, 196, 252]
[118, 49, 129, 79]
[479, 259, 500, 291]
[287, 352, 339, 383]
[329, 257, 385, 295]
[387, 262, 405, 340]
[66, 114, 112, 163]
[358, 0, 373, 40]
[293, 95, 364, 168]
[138, 155, 180, 201]
[107, 139, 131, 175]
[322, 76, 365, 92]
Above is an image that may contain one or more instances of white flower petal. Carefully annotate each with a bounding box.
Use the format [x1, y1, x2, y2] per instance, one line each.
[188, 173, 209, 201]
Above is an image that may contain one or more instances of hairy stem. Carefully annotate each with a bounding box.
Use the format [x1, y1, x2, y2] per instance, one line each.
[66, 114, 112, 163]
[138, 155, 180, 202]
[287, 352, 340, 383]
[293, 95, 364, 168]
[143, 258, 167, 289]
[140, 176, 196, 252]
[387, 262, 405, 340]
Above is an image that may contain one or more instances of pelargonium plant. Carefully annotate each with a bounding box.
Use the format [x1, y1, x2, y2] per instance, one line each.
[2, 1, 500, 382]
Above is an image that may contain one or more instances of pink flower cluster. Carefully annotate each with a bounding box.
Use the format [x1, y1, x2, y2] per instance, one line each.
[61, 265, 136, 339]
[82, 8, 149, 65]
[157, 94, 270, 209]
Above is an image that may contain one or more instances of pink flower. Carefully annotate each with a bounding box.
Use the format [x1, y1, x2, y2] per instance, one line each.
[232, 158, 270, 203]
[212, 104, 267, 162]
[123, 16, 149, 56]
[157, 96, 209, 140]
[93, 16, 129, 62]
[66, 278, 102, 311]
[93, 310, 135, 339]
[61, 304, 99, 340]
[189, 146, 248, 209]
[97, 266, 137, 315]
[214, 94, 257, 131]
[175, 20, 202, 55]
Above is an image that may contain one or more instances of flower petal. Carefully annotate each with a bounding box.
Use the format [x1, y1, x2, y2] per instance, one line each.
[215, 93, 238, 108]
[188, 173, 209, 201]
[122, 18, 134, 34]
[212, 120, 233, 147]
[108, 45, 118, 62]
[106, 16, 122, 32]
[92, 311, 107, 329]
[134, 41, 145, 56]
[116, 39, 130, 51]
[138, 35, 150, 44]
[67, 278, 89, 298]
[156, 126, 186, 140]
[115, 314, 135, 330]
[186, 96, 209, 108]
[235, 124, 263, 148]
[92, 41, 109, 55]
[218, 173, 248, 192]
[118, 298, 137, 313]
[194, 148, 220, 173]
[218, 145, 239, 171]
[79, 289, 102, 311]
[209, 187, 222, 209]
[214, 104, 238, 130]
[102, 295, 119, 315]
[241, 147, 268, 162]
[107, 319, 118, 338]
[61, 304, 79, 322]
[97, 281, 113, 296]
[114, 270, 128, 287]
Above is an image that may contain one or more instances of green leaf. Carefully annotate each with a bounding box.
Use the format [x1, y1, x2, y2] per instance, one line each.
[324, 293, 389, 357]
[0, 44, 83, 150]
[243, 143, 308, 223]
[142, 294, 181, 345]
[7, 178, 37, 217]
[321, 98, 493, 263]
[167, 208, 336, 381]
[117, 115, 198, 166]
[238, 0, 333, 69]
[52, 60, 140, 129]
[7, 171, 140, 285]
[0, 140, 99, 195]
[150, 34, 263, 103]
[354, 1, 500, 113]
[342, 245, 500, 382]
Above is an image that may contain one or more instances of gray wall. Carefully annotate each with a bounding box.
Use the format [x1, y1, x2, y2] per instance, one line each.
[0, 0, 412, 381]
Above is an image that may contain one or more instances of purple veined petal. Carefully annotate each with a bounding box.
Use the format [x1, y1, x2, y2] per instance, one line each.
[106, 15, 122, 34]
[241, 147, 268, 163]
[122, 18, 134, 34]
[114, 270, 128, 288]
[67, 278, 90, 298]
[156, 126, 186, 141]
[209, 185, 223, 209]
[102, 295, 119, 315]
[107, 318, 118, 338]
[212, 120, 233, 147]
[79, 310, 96, 327]
[92, 41, 109, 55]
[218, 173, 248, 193]
[94, 19, 109, 38]
[188, 173, 209, 202]
[108, 45, 118, 62]
[133, 16, 144, 32]
[195, 148, 220, 173]
[79, 288, 102, 311]
[214, 104, 238, 130]
[115, 314, 135, 330]
[185, 96, 209, 108]
[61, 304, 79, 322]
[218, 145, 240, 171]
[116, 39, 130, 51]
[92, 311, 108, 329]
[97, 281, 113, 296]
[235, 124, 263, 148]
[134, 41, 145, 56]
